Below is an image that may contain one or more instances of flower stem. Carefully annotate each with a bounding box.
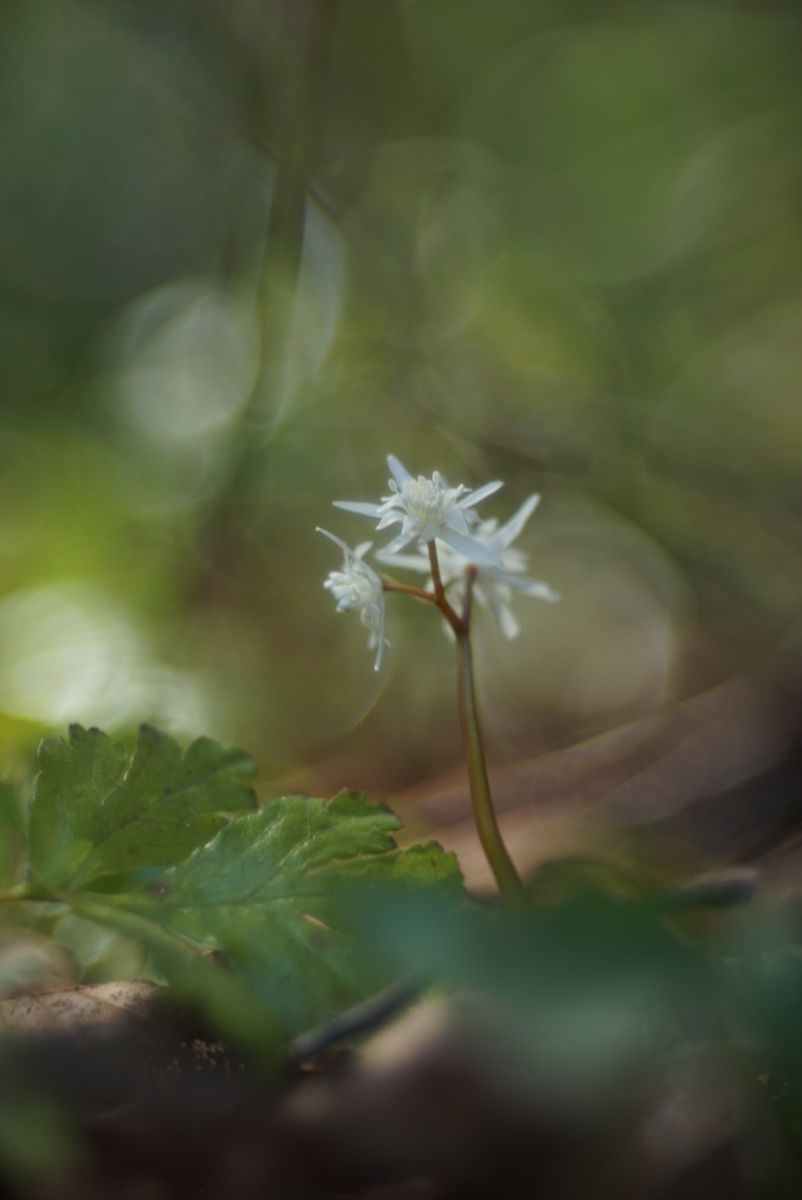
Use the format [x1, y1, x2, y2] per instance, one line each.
[428, 540, 447, 604]
[455, 627, 527, 908]
[427, 541, 462, 635]
[382, 580, 438, 605]
[424, 541, 526, 907]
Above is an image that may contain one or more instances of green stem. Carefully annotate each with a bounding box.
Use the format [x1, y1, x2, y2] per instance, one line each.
[455, 626, 527, 909]
[420, 542, 525, 907]
[427, 541, 462, 634]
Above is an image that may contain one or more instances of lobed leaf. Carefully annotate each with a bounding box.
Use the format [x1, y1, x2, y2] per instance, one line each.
[28, 724, 256, 889]
[126, 791, 462, 1034]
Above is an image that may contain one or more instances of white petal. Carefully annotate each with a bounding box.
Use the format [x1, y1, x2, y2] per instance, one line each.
[461, 480, 504, 508]
[387, 454, 412, 486]
[497, 494, 540, 545]
[333, 500, 384, 517]
[373, 602, 388, 671]
[376, 512, 403, 530]
[443, 510, 471, 535]
[498, 603, 521, 640]
[437, 528, 503, 566]
[479, 582, 520, 639]
[516, 579, 560, 602]
[316, 527, 351, 555]
[382, 529, 416, 555]
[375, 550, 430, 572]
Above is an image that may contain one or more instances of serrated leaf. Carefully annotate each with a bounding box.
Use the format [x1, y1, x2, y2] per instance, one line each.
[126, 791, 462, 1034]
[28, 724, 256, 889]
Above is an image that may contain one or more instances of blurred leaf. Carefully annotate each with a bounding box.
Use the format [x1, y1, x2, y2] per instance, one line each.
[0, 932, 74, 998]
[123, 791, 462, 1033]
[53, 913, 150, 985]
[28, 724, 256, 889]
[367, 868, 721, 1091]
[0, 1089, 77, 1185]
[0, 780, 25, 889]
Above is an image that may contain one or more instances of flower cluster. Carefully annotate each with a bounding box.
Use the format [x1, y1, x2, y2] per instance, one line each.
[318, 455, 557, 669]
[316, 529, 387, 671]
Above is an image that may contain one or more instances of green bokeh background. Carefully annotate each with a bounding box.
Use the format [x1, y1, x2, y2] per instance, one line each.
[0, 0, 800, 803]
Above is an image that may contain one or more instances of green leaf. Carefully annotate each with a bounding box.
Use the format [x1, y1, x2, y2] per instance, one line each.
[28, 724, 256, 889]
[0, 781, 26, 889]
[62, 895, 284, 1065]
[126, 791, 462, 1034]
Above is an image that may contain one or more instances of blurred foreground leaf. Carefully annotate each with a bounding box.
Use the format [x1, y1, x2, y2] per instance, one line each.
[366, 866, 721, 1091]
[28, 724, 256, 890]
[0, 782, 25, 890]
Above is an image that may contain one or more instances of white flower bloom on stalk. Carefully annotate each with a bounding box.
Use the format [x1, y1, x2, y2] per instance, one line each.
[379, 494, 559, 640]
[317, 528, 387, 671]
[334, 454, 504, 565]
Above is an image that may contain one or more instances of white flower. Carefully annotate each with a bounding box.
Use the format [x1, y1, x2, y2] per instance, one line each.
[333, 454, 504, 565]
[317, 528, 387, 671]
[378, 494, 559, 639]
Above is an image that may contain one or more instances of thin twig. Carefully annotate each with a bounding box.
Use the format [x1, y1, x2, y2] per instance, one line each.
[288, 975, 423, 1065]
[382, 580, 439, 605]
